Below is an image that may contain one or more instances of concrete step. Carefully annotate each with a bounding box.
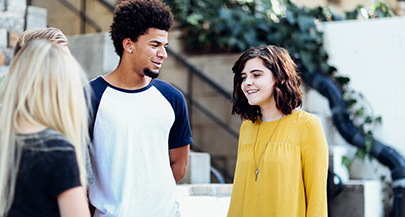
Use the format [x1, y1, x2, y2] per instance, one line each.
[332, 180, 384, 217]
[179, 151, 211, 184]
[176, 184, 232, 217]
[176, 180, 384, 217]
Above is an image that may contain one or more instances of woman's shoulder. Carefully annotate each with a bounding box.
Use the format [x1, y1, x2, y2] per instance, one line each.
[240, 119, 258, 131]
[290, 109, 320, 122]
[18, 128, 74, 151]
[284, 109, 322, 130]
[241, 119, 255, 126]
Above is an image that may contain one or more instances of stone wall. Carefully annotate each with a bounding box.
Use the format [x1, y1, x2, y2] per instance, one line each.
[0, 0, 47, 78]
[67, 32, 119, 79]
[0, 0, 26, 69]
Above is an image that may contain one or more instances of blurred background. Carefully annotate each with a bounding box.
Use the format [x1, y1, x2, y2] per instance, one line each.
[1, 0, 405, 216]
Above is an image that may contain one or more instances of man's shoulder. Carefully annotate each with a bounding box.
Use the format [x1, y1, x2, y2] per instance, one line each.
[152, 79, 184, 98]
[152, 79, 176, 89]
[86, 76, 110, 102]
[88, 76, 107, 90]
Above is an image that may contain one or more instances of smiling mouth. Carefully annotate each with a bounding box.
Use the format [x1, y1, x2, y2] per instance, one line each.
[247, 90, 258, 94]
[152, 60, 162, 68]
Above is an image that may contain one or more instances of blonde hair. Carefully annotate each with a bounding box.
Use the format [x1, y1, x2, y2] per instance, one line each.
[0, 40, 90, 214]
[14, 27, 69, 56]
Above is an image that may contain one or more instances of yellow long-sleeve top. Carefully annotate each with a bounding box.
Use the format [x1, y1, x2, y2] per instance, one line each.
[227, 109, 329, 217]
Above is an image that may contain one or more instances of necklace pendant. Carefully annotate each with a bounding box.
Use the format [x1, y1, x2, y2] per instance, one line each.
[255, 169, 259, 181]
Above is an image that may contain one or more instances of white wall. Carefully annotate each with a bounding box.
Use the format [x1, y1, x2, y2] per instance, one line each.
[322, 17, 405, 179]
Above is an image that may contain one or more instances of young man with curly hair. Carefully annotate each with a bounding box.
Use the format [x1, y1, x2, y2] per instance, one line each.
[87, 0, 193, 216]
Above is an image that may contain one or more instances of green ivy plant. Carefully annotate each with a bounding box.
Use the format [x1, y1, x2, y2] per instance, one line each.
[163, 0, 395, 168]
[342, 89, 383, 170]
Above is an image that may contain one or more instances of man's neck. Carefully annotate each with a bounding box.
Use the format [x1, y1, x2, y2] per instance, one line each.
[103, 66, 152, 90]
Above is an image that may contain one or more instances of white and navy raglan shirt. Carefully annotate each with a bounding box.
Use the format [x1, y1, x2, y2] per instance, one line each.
[87, 76, 193, 217]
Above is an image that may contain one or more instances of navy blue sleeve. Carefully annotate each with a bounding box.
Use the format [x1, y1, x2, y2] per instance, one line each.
[154, 79, 193, 149]
[86, 77, 108, 141]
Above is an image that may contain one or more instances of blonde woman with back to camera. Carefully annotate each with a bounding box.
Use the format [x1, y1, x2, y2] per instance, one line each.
[227, 45, 329, 217]
[13, 27, 70, 55]
[0, 40, 91, 217]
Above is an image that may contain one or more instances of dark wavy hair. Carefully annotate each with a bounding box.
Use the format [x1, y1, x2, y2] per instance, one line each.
[232, 45, 303, 123]
[110, 0, 174, 58]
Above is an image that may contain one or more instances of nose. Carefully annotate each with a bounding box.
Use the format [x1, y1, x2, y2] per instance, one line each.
[244, 75, 253, 86]
[157, 47, 168, 59]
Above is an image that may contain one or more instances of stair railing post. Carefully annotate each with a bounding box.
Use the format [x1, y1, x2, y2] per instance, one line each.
[187, 68, 193, 125]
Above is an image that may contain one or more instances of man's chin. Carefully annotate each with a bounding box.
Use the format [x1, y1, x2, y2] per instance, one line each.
[144, 68, 159, 79]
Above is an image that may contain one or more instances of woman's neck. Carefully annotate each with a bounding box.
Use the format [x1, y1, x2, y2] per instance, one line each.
[16, 118, 46, 134]
[260, 107, 284, 122]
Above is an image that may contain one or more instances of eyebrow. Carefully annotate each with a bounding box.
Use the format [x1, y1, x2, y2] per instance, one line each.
[149, 40, 169, 46]
[241, 69, 264, 74]
[250, 69, 263, 73]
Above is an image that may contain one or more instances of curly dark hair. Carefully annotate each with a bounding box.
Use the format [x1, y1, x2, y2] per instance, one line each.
[110, 0, 174, 58]
[232, 45, 303, 123]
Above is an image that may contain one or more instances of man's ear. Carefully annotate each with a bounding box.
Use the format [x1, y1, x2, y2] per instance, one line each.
[122, 38, 133, 54]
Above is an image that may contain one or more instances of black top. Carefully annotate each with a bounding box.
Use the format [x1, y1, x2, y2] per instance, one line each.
[7, 129, 81, 217]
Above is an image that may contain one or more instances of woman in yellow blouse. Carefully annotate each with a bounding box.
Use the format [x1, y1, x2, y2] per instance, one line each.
[227, 45, 329, 217]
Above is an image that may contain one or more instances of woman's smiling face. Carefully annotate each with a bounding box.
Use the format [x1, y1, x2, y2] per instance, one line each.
[241, 57, 276, 110]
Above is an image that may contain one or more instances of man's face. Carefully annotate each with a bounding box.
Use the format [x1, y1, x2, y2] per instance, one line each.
[130, 28, 169, 78]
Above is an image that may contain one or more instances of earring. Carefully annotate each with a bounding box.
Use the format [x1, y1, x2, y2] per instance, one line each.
[129, 50, 132, 54]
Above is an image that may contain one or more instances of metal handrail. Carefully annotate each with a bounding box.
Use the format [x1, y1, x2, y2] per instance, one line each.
[167, 47, 233, 101]
[167, 47, 238, 139]
[181, 87, 239, 138]
[167, 48, 238, 182]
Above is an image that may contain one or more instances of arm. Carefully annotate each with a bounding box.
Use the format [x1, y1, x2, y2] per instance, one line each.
[85, 146, 95, 216]
[58, 186, 90, 217]
[169, 144, 190, 183]
[301, 117, 329, 217]
[86, 186, 95, 216]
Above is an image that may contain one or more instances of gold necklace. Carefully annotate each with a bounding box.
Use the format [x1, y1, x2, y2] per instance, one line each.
[253, 117, 283, 181]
